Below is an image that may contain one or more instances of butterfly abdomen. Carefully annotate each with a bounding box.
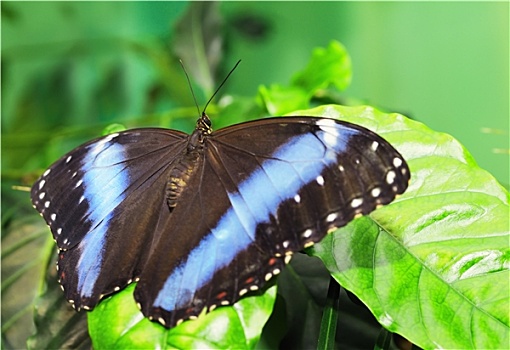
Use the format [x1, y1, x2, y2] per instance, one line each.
[166, 146, 202, 210]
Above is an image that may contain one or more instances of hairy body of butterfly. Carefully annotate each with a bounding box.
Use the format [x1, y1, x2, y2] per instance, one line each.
[31, 113, 410, 328]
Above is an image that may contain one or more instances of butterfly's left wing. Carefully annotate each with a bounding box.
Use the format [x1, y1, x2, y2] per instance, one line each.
[31, 129, 188, 311]
[134, 117, 409, 328]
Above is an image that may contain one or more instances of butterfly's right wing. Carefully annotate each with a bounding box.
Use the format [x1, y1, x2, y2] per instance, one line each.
[31, 128, 188, 310]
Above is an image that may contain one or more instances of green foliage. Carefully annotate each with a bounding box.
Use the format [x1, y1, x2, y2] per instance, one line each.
[88, 284, 276, 349]
[258, 41, 351, 115]
[303, 105, 509, 349]
[101, 124, 127, 136]
[291, 41, 352, 95]
[2, 3, 508, 350]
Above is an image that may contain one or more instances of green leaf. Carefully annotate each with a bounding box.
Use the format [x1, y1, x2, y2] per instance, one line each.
[257, 41, 353, 116]
[290, 105, 510, 349]
[257, 85, 309, 116]
[101, 123, 127, 136]
[291, 41, 352, 94]
[88, 283, 277, 349]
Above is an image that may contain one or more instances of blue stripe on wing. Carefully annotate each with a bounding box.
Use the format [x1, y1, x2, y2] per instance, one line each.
[76, 140, 129, 297]
[75, 219, 111, 297]
[81, 139, 129, 224]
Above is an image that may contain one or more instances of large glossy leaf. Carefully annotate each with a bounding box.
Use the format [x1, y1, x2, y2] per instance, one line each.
[294, 105, 510, 349]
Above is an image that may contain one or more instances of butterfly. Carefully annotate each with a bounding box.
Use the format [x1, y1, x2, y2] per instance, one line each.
[31, 110, 409, 329]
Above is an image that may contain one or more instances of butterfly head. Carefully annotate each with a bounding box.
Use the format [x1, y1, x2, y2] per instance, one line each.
[196, 112, 212, 133]
[187, 113, 212, 152]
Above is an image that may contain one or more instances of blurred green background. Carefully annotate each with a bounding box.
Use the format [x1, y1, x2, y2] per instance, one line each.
[1, 2, 508, 349]
[2, 1, 508, 184]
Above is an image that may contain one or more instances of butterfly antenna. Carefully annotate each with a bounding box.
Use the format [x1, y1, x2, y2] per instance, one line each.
[179, 59, 201, 119]
[202, 60, 241, 115]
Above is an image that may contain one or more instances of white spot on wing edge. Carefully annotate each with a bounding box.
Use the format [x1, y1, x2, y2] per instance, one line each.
[294, 194, 301, 203]
[43, 168, 51, 177]
[315, 118, 339, 147]
[302, 229, 313, 238]
[386, 170, 396, 184]
[351, 198, 363, 208]
[371, 141, 379, 151]
[66, 155, 72, 163]
[38, 180, 46, 190]
[104, 132, 120, 142]
[371, 187, 381, 197]
[326, 213, 338, 222]
[75, 179, 83, 188]
[393, 157, 403, 168]
[92, 132, 120, 152]
[316, 175, 325, 186]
